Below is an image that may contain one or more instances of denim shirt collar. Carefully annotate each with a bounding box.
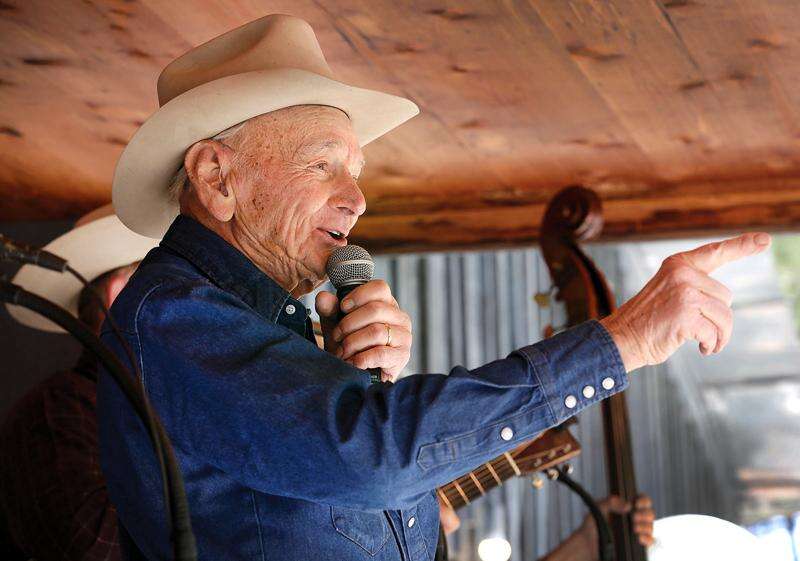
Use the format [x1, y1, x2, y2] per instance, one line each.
[160, 215, 308, 330]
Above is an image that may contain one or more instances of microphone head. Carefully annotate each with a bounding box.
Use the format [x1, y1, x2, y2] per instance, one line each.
[326, 245, 374, 289]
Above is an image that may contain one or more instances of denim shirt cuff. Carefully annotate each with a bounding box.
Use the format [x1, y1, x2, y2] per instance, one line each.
[514, 320, 628, 425]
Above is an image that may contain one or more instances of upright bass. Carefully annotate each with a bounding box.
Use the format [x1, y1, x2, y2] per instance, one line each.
[539, 186, 646, 561]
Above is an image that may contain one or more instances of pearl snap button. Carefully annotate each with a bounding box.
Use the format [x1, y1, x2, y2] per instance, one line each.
[285, 304, 296, 315]
[564, 395, 577, 409]
[500, 427, 514, 441]
[602, 377, 615, 390]
[407, 517, 416, 528]
[582, 385, 596, 399]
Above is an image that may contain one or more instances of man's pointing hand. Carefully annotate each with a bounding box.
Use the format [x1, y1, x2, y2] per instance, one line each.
[600, 232, 771, 372]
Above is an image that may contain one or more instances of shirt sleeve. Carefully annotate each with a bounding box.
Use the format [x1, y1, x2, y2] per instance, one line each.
[102, 280, 627, 512]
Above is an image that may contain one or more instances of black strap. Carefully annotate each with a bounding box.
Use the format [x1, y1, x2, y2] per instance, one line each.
[434, 525, 449, 561]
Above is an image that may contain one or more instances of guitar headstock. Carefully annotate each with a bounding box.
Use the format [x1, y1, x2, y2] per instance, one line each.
[510, 425, 581, 475]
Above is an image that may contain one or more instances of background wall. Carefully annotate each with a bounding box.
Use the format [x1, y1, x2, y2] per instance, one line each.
[1, 222, 730, 561]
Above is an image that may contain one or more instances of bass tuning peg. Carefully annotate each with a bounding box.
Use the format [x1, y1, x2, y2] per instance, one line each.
[532, 286, 556, 308]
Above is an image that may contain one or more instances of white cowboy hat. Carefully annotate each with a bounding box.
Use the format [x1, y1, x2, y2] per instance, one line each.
[113, 14, 419, 238]
[7, 205, 158, 332]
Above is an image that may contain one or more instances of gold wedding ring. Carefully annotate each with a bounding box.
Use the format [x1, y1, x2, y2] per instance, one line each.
[385, 323, 392, 347]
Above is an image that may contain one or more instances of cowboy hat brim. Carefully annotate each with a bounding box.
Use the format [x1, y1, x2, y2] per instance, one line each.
[7, 215, 159, 332]
[113, 68, 419, 238]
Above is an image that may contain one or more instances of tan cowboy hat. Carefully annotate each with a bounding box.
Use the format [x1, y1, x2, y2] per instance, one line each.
[113, 14, 419, 238]
[7, 205, 159, 333]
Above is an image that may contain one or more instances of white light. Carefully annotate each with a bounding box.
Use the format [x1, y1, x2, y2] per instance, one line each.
[649, 515, 761, 561]
[478, 537, 512, 561]
[785, 395, 800, 415]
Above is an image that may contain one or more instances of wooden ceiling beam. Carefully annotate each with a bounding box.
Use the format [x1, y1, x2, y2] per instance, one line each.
[352, 174, 800, 253]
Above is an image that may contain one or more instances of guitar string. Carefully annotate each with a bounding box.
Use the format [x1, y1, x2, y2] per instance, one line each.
[440, 442, 569, 507]
[441, 454, 519, 506]
[449, 451, 518, 496]
[451, 458, 511, 500]
[442, 463, 503, 506]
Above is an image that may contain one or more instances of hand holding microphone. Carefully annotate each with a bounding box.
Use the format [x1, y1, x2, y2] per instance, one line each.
[317, 245, 412, 383]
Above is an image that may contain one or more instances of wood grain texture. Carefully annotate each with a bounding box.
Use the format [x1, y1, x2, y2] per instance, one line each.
[1, 0, 799, 251]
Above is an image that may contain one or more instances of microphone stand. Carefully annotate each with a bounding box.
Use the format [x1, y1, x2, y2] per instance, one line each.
[0, 279, 197, 560]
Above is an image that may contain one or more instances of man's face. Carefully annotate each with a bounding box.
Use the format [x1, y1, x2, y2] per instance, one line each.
[228, 106, 366, 290]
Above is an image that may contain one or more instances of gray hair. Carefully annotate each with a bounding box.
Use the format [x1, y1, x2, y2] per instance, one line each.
[167, 121, 248, 202]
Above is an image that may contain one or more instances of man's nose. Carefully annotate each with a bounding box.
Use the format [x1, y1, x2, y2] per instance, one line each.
[332, 175, 367, 217]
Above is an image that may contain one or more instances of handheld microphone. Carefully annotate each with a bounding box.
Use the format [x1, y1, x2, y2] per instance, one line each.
[0, 233, 68, 272]
[325, 245, 381, 383]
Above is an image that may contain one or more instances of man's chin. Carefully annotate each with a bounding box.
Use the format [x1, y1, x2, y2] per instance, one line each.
[293, 260, 328, 296]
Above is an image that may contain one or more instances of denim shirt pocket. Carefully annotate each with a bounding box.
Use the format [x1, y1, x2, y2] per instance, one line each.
[331, 506, 389, 556]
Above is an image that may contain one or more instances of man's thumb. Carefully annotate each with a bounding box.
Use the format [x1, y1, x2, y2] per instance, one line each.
[315, 290, 340, 321]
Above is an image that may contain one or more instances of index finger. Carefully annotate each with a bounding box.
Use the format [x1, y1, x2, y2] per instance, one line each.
[677, 232, 771, 273]
[340, 279, 397, 313]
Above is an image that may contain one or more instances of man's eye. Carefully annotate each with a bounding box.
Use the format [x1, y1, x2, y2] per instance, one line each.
[314, 162, 329, 172]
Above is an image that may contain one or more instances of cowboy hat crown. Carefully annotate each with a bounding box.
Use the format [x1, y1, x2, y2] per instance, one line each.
[157, 15, 334, 106]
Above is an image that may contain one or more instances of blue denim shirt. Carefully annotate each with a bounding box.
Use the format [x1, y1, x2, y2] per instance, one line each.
[97, 215, 628, 560]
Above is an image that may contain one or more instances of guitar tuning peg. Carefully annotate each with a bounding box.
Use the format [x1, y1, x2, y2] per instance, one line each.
[546, 468, 559, 480]
[563, 463, 574, 475]
[530, 475, 544, 490]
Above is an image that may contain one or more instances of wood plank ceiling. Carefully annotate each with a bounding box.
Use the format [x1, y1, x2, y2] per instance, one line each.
[1, 0, 800, 252]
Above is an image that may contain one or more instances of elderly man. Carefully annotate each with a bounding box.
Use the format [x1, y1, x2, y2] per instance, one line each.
[100, 15, 767, 561]
[0, 206, 156, 560]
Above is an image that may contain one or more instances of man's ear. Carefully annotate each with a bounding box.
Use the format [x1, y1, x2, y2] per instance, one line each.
[184, 139, 236, 222]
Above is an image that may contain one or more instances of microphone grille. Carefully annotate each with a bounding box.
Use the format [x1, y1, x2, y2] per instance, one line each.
[326, 245, 374, 289]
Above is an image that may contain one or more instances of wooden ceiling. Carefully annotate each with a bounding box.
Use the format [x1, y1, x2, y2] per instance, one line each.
[2, 0, 800, 252]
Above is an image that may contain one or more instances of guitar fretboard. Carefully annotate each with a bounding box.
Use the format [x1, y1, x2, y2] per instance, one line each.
[436, 451, 522, 510]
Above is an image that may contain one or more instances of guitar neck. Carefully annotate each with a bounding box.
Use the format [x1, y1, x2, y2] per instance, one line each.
[436, 452, 522, 511]
[436, 427, 581, 511]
